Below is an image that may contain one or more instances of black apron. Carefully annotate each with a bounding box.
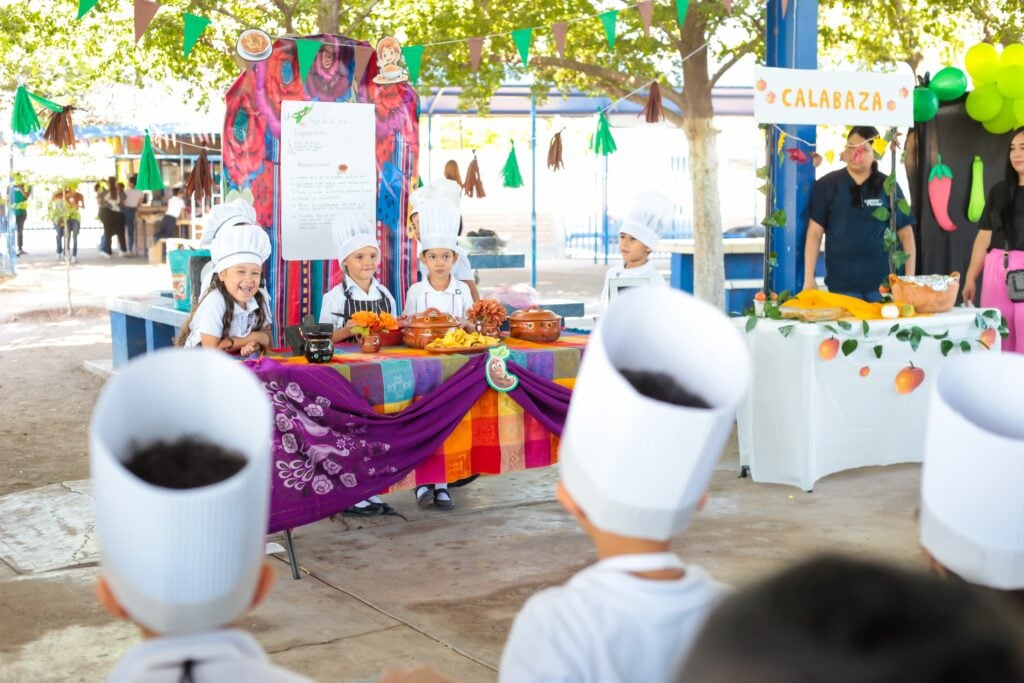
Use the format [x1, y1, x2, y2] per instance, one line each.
[335, 284, 393, 325]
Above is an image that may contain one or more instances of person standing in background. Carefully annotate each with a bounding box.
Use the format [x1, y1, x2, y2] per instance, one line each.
[121, 175, 145, 256]
[13, 183, 29, 256]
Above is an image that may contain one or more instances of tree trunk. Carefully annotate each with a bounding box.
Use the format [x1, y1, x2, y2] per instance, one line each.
[683, 117, 724, 308]
[317, 1, 340, 34]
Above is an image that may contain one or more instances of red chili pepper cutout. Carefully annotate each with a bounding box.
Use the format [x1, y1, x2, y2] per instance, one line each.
[928, 154, 956, 232]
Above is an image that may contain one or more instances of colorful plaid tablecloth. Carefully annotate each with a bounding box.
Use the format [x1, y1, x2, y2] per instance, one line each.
[267, 333, 587, 489]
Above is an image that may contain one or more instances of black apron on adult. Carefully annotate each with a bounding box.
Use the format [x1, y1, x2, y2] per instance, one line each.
[906, 99, 1015, 299]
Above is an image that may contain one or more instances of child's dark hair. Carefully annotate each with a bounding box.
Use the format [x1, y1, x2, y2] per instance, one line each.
[174, 272, 269, 347]
[678, 554, 1024, 683]
[125, 437, 246, 489]
[619, 369, 710, 409]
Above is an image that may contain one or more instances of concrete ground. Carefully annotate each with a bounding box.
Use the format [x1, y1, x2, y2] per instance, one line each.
[0, 230, 924, 682]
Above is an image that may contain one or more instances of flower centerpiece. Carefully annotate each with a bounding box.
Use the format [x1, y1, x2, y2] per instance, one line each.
[467, 298, 508, 337]
[350, 311, 399, 353]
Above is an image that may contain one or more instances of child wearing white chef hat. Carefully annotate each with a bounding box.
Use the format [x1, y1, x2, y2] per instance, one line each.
[198, 198, 259, 294]
[176, 223, 273, 355]
[92, 349, 310, 682]
[499, 286, 751, 683]
[600, 190, 674, 311]
[409, 179, 479, 302]
[319, 209, 397, 344]
[920, 351, 1024, 611]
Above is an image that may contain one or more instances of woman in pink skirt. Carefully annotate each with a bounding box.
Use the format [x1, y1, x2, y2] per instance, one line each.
[963, 127, 1024, 353]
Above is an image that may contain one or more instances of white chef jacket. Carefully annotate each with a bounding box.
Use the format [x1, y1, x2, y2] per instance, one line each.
[600, 261, 667, 310]
[418, 245, 474, 283]
[184, 290, 272, 348]
[404, 276, 473, 318]
[319, 275, 397, 329]
[106, 629, 311, 682]
[499, 553, 727, 683]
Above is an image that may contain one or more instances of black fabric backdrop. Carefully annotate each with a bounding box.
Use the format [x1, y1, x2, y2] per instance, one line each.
[906, 98, 1014, 301]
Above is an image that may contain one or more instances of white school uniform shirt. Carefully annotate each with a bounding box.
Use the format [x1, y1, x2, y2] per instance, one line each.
[600, 260, 667, 310]
[319, 275, 397, 329]
[106, 629, 311, 682]
[419, 244, 474, 283]
[184, 290, 272, 348]
[499, 553, 728, 683]
[166, 195, 185, 218]
[404, 276, 473, 317]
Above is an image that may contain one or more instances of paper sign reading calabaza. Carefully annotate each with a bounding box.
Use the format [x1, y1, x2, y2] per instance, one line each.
[280, 100, 377, 261]
[753, 66, 915, 128]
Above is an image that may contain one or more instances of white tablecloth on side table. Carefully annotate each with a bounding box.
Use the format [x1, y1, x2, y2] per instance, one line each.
[735, 309, 1001, 491]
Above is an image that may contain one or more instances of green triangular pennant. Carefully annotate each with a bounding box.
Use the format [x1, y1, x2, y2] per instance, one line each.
[11, 86, 41, 135]
[77, 0, 99, 20]
[501, 141, 524, 188]
[511, 28, 532, 67]
[676, 0, 690, 27]
[27, 91, 63, 113]
[182, 13, 211, 59]
[599, 10, 618, 50]
[135, 131, 165, 191]
[295, 38, 322, 85]
[590, 112, 617, 156]
[402, 45, 424, 84]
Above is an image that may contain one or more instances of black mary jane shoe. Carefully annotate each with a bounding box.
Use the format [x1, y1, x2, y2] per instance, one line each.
[433, 488, 455, 511]
[416, 485, 434, 508]
[343, 501, 383, 516]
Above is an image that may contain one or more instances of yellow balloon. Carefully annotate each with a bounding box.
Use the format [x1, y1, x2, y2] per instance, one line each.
[983, 99, 1019, 135]
[1015, 98, 1024, 127]
[966, 42, 1000, 85]
[1002, 44, 1024, 68]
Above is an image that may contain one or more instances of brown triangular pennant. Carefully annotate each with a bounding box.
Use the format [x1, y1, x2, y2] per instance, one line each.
[637, 1, 653, 37]
[551, 23, 568, 59]
[353, 45, 374, 84]
[467, 37, 484, 72]
[134, 0, 160, 43]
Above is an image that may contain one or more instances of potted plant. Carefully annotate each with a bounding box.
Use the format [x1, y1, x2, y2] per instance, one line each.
[350, 311, 400, 353]
[466, 298, 508, 337]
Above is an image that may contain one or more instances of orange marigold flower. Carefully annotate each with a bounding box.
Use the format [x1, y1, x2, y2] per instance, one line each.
[350, 311, 377, 327]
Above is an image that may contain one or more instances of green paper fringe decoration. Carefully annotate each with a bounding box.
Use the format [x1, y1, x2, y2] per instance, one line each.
[501, 141, 524, 188]
[27, 91, 63, 113]
[590, 112, 617, 156]
[12, 85, 41, 135]
[135, 130, 166, 191]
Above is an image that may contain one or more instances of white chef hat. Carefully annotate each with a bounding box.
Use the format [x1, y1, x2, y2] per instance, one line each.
[620, 191, 676, 250]
[90, 348, 272, 635]
[417, 197, 460, 253]
[201, 198, 257, 247]
[431, 178, 463, 209]
[332, 209, 379, 264]
[210, 223, 271, 273]
[559, 287, 751, 541]
[409, 183, 433, 217]
[920, 352, 1024, 590]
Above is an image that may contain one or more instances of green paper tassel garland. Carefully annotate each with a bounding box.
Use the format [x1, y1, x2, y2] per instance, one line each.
[12, 85, 41, 135]
[135, 131, 166, 191]
[501, 141, 524, 189]
[590, 112, 617, 156]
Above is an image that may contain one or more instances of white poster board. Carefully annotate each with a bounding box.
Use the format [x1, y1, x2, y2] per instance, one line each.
[753, 66, 915, 127]
[280, 100, 376, 261]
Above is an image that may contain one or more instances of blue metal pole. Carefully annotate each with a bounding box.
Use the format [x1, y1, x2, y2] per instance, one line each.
[766, 0, 818, 294]
[530, 97, 537, 288]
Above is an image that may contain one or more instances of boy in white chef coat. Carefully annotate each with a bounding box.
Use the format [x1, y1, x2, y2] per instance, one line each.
[600, 190, 674, 311]
[409, 179, 479, 302]
[499, 286, 752, 683]
[91, 349, 310, 682]
[919, 351, 1024, 614]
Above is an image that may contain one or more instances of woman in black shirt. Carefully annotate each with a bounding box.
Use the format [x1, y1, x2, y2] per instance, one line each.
[963, 127, 1024, 353]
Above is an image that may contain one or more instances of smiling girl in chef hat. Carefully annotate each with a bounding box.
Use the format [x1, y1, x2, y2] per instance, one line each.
[92, 349, 311, 681]
[176, 222, 273, 356]
[921, 351, 1024, 612]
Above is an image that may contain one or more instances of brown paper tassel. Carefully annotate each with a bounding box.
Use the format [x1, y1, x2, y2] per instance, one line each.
[43, 106, 77, 149]
[642, 82, 664, 123]
[183, 149, 215, 205]
[547, 131, 564, 171]
[463, 152, 486, 198]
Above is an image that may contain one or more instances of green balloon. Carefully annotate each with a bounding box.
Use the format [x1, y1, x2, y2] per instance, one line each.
[929, 66, 968, 101]
[913, 87, 939, 123]
[966, 42, 1000, 85]
[996, 65, 1024, 99]
[983, 99, 1018, 134]
[1014, 98, 1024, 127]
[966, 83, 1004, 122]
[1002, 44, 1024, 68]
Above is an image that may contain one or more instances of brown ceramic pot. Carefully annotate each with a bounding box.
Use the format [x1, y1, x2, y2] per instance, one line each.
[402, 307, 459, 349]
[888, 272, 959, 313]
[509, 306, 561, 343]
[360, 334, 381, 353]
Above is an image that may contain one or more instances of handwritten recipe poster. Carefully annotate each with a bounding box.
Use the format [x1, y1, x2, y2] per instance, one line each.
[280, 100, 376, 261]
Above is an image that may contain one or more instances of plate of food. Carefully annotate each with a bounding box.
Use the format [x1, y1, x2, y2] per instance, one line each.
[237, 29, 273, 62]
[425, 329, 502, 354]
[778, 305, 845, 322]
